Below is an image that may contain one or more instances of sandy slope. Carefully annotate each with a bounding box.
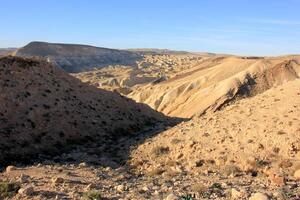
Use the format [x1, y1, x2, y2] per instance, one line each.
[131, 78, 300, 169]
[0, 56, 171, 166]
[128, 56, 300, 118]
[1, 54, 300, 200]
[128, 78, 300, 198]
[1, 70, 300, 200]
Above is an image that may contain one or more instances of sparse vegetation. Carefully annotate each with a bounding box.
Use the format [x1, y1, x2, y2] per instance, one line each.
[151, 146, 169, 157]
[181, 194, 195, 200]
[223, 164, 241, 176]
[146, 167, 164, 177]
[83, 190, 102, 200]
[191, 183, 206, 193]
[0, 182, 20, 199]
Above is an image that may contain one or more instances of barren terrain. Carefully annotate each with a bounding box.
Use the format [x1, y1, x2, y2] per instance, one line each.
[0, 51, 300, 200]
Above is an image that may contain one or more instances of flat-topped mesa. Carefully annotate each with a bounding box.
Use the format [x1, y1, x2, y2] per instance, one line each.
[0, 56, 173, 165]
[14, 41, 143, 72]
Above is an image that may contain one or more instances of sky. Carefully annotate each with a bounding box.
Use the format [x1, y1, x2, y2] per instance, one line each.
[1, 0, 300, 55]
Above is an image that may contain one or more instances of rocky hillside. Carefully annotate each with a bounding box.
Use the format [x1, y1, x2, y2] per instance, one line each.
[1, 61, 300, 200]
[128, 56, 300, 118]
[14, 42, 143, 72]
[0, 56, 172, 166]
[130, 78, 300, 199]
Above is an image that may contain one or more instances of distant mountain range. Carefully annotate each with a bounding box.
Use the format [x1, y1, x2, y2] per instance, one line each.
[5, 41, 217, 73]
[126, 48, 191, 55]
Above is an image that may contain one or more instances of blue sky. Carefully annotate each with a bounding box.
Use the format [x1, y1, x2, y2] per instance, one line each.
[1, 0, 300, 55]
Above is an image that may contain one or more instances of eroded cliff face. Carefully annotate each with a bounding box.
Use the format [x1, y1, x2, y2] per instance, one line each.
[127, 56, 300, 118]
[14, 42, 143, 72]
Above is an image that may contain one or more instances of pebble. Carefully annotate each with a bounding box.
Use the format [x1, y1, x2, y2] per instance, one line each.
[142, 186, 149, 191]
[18, 186, 34, 196]
[51, 177, 64, 185]
[116, 184, 125, 192]
[165, 193, 179, 200]
[249, 192, 269, 200]
[85, 183, 95, 191]
[19, 173, 30, 183]
[79, 162, 87, 168]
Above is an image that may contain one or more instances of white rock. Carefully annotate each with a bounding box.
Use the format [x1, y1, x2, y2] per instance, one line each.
[116, 184, 125, 192]
[142, 186, 149, 191]
[249, 192, 269, 200]
[51, 177, 64, 185]
[165, 193, 179, 200]
[79, 162, 87, 168]
[6, 165, 16, 172]
[18, 187, 34, 196]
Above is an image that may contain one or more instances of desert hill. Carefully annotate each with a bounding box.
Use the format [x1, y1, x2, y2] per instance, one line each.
[75, 55, 300, 118]
[1, 54, 300, 199]
[130, 78, 300, 198]
[127, 56, 300, 118]
[0, 56, 172, 166]
[14, 42, 143, 73]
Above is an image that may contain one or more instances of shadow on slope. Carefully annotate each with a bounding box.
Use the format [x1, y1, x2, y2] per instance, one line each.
[0, 56, 186, 169]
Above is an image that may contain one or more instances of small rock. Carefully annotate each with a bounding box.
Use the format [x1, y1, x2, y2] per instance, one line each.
[142, 186, 149, 192]
[165, 193, 179, 200]
[249, 192, 269, 200]
[79, 162, 87, 168]
[51, 177, 64, 185]
[6, 165, 16, 172]
[18, 187, 34, 196]
[269, 174, 285, 186]
[231, 188, 247, 199]
[293, 169, 300, 180]
[19, 174, 30, 183]
[176, 153, 183, 159]
[85, 183, 95, 191]
[195, 160, 204, 167]
[116, 184, 125, 192]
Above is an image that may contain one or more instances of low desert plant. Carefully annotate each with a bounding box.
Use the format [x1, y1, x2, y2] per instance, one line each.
[0, 181, 20, 199]
[223, 164, 241, 176]
[181, 194, 195, 200]
[146, 167, 164, 177]
[152, 146, 169, 157]
[191, 183, 206, 193]
[83, 190, 102, 200]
